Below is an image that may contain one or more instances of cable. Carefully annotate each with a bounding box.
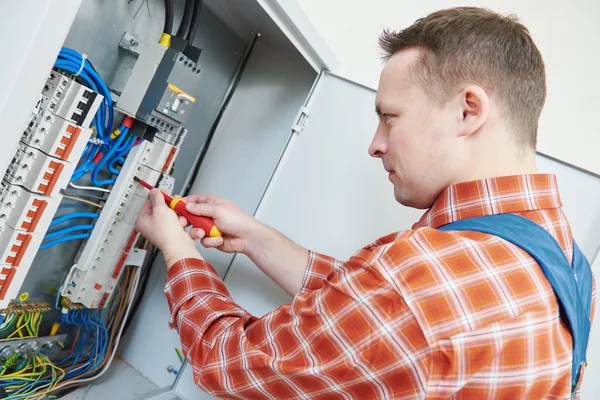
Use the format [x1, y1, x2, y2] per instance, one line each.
[91, 128, 128, 186]
[68, 183, 110, 194]
[39, 234, 90, 250]
[54, 48, 114, 181]
[122, 246, 157, 334]
[61, 189, 106, 202]
[182, 33, 258, 195]
[49, 213, 98, 227]
[50, 268, 140, 393]
[44, 225, 94, 241]
[60, 195, 103, 210]
[187, 0, 203, 42]
[163, 0, 174, 34]
[176, 0, 193, 39]
[107, 134, 136, 175]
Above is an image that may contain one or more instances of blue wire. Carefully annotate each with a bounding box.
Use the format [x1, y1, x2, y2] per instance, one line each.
[108, 134, 135, 174]
[44, 224, 94, 241]
[39, 233, 90, 250]
[49, 212, 99, 227]
[91, 130, 128, 186]
[54, 48, 115, 181]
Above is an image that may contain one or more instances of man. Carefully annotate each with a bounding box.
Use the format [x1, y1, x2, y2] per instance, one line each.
[136, 6, 595, 399]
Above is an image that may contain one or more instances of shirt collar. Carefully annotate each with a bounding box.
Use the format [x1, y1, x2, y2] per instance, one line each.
[413, 174, 563, 229]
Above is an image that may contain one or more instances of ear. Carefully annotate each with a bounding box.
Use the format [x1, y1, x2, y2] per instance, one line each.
[457, 85, 489, 137]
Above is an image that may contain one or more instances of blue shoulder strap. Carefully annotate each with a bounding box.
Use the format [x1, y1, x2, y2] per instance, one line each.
[438, 214, 593, 394]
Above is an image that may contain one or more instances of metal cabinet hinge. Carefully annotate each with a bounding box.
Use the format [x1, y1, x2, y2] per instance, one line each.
[292, 106, 310, 134]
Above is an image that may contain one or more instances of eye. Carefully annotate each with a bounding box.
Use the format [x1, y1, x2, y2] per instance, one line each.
[382, 114, 391, 122]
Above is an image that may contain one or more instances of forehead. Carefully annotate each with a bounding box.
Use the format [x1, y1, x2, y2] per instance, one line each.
[375, 49, 422, 107]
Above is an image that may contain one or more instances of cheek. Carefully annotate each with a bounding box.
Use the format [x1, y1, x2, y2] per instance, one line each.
[388, 120, 430, 163]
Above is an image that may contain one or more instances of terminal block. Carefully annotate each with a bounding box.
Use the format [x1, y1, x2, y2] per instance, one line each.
[3, 302, 52, 315]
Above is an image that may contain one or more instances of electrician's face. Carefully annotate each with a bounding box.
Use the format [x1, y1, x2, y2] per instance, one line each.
[369, 49, 462, 209]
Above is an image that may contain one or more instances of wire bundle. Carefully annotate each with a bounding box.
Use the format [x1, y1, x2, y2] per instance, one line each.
[54, 48, 114, 182]
[40, 213, 99, 251]
[0, 266, 139, 398]
[43, 47, 144, 250]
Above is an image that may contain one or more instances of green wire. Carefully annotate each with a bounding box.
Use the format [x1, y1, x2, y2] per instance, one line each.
[0, 315, 16, 332]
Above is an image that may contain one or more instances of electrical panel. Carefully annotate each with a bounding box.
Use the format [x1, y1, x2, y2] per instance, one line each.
[0, 1, 206, 396]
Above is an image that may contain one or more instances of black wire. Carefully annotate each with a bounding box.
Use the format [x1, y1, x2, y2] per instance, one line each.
[122, 35, 258, 336]
[186, 0, 203, 42]
[183, 33, 259, 196]
[176, 0, 194, 39]
[163, 0, 174, 35]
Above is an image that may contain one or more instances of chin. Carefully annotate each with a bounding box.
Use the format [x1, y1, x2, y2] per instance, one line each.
[393, 188, 432, 210]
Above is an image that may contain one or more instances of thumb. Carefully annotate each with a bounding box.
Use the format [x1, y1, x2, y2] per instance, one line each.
[149, 189, 167, 209]
[186, 202, 217, 217]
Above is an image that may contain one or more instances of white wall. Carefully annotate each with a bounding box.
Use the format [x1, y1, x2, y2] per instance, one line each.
[294, 0, 600, 176]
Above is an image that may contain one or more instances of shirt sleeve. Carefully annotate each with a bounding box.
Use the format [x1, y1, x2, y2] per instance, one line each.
[164, 255, 429, 400]
[298, 250, 341, 293]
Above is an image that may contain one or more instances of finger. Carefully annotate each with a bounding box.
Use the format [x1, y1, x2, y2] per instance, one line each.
[185, 202, 218, 217]
[201, 236, 224, 248]
[178, 216, 188, 228]
[184, 194, 228, 205]
[190, 227, 206, 240]
[140, 198, 153, 214]
[149, 189, 167, 209]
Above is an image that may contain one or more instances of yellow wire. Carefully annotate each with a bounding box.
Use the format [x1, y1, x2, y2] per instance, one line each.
[24, 356, 65, 399]
[25, 314, 35, 337]
[0, 313, 42, 342]
[31, 313, 40, 336]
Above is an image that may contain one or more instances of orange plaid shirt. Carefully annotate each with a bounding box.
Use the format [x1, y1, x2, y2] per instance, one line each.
[165, 174, 596, 399]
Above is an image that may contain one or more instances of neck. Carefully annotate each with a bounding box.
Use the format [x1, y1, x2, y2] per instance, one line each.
[459, 144, 537, 184]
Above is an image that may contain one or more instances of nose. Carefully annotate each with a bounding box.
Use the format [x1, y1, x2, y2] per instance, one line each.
[369, 122, 388, 158]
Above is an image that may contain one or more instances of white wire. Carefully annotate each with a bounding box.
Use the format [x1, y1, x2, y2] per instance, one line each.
[47, 268, 141, 393]
[68, 182, 111, 194]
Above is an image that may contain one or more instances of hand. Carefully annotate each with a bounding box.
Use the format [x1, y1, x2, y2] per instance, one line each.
[183, 194, 264, 254]
[136, 189, 201, 267]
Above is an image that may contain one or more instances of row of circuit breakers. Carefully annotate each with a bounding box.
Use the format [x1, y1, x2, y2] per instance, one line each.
[0, 40, 202, 310]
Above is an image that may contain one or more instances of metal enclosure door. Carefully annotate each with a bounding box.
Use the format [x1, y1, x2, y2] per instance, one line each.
[173, 71, 423, 399]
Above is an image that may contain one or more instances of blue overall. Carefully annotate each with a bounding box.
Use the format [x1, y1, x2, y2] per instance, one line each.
[438, 214, 593, 397]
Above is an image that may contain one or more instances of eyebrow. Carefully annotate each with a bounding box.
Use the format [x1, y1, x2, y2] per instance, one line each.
[375, 105, 382, 115]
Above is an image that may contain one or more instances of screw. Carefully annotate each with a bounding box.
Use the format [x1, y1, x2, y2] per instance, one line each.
[130, 39, 138, 47]
[0, 346, 13, 360]
[167, 365, 175, 373]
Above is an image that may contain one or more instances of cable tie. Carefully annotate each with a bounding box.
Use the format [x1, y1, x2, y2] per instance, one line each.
[74, 53, 88, 77]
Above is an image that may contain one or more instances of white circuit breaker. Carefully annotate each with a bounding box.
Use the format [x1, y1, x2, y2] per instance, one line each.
[62, 133, 184, 308]
[0, 71, 100, 309]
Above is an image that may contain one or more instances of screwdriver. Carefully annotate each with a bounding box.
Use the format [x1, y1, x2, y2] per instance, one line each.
[133, 176, 222, 237]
